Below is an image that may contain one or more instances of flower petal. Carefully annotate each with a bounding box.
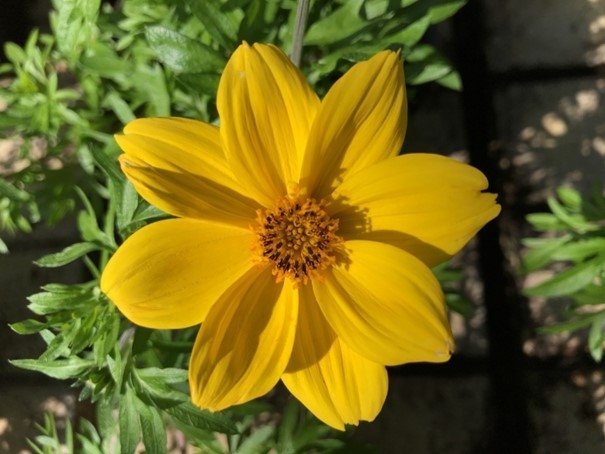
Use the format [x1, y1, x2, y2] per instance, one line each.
[313, 240, 453, 366]
[189, 268, 298, 410]
[301, 50, 406, 198]
[218, 43, 320, 205]
[331, 153, 501, 267]
[119, 154, 258, 227]
[100, 219, 254, 329]
[115, 118, 260, 225]
[282, 286, 387, 430]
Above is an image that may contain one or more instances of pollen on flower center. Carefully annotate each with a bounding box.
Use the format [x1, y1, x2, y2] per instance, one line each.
[253, 197, 342, 285]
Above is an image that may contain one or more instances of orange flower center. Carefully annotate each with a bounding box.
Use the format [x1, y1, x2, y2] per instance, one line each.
[253, 197, 342, 285]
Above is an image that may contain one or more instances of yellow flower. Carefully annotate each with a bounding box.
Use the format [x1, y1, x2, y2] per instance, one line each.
[101, 43, 500, 430]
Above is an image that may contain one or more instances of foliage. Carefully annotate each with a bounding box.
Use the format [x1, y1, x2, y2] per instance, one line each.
[2, 0, 470, 451]
[523, 186, 605, 361]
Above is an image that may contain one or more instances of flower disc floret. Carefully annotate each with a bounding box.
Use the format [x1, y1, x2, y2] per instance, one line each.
[253, 197, 342, 285]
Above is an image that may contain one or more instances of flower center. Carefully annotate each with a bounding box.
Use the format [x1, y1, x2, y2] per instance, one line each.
[253, 197, 342, 285]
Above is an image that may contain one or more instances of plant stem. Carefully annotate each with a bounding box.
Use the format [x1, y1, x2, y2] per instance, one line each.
[291, 0, 310, 67]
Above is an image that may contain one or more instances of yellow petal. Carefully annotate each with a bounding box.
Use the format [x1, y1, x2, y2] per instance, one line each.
[100, 219, 254, 329]
[119, 154, 257, 227]
[190, 268, 298, 410]
[313, 240, 454, 366]
[282, 286, 387, 430]
[332, 153, 501, 267]
[115, 119, 260, 225]
[301, 50, 406, 198]
[217, 43, 320, 205]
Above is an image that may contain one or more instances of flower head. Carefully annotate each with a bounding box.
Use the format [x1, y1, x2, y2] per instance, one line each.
[101, 43, 500, 430]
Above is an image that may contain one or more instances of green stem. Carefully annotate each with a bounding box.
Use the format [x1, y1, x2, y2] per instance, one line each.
[291, 0, 310, 67]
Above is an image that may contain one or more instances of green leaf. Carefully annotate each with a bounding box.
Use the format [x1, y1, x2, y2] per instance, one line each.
[166, 402, 238, 435]
[117, 181, 139, 233]
[26, 289, 94, 315]
[521, 235, 570, 272]
[190, 0, 239, 50]
[145, 26, 225, 74]
[136, 396, 166, 454]
[119, 387, 141, 454]
[526, 213, 566, 231]
[525, 256, 605, 297]
[552, 238, 605, 263]
[10, 358, 94, 379]
[236, 426, 274, 454]
[304, 0, 366, 46]
[539, 310, 605, 335]
[588, 315, 605, 362]
[104, 91, 135, 125]
[428, 0, 467, 23]
[35, 242, 99, 267]
[547, 197, 595, 232]
[10, 319, 48, 335]
[572, 283, 605, 306]
[386, 15, 431, 47]
[556, 186, 582, 211]
[4, 42, 26, 64]
[406, 45, 453, 85]
[445, 293, 474, 317]
[81, 42, 129, 78]
[238, 0, 280, 43]
[0, 178, 30, 202]
[436, 70, 462, 91]
[137, 367, 188, 384]
[134, 368, 189, 408]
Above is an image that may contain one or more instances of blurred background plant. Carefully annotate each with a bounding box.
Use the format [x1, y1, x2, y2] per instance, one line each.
[1, 0, 473, 451]
[523, 186, 605, 362]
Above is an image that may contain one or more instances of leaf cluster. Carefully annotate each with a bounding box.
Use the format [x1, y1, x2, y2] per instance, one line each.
[523, 186, 605, 361]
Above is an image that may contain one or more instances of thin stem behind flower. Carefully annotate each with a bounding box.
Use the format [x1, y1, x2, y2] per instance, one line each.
[291, 0, 310, 67]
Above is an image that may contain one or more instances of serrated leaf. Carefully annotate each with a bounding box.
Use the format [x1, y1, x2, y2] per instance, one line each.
[119, 387, 141, 454]
[145, 26, 224, 74]
[35, 242, 99, 267]
[10, 358, 94, 379]
[166, 402, 237, 435]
